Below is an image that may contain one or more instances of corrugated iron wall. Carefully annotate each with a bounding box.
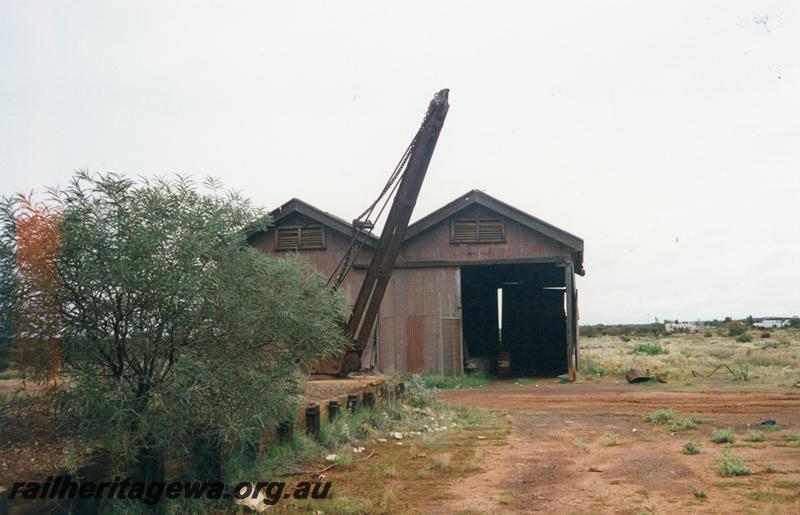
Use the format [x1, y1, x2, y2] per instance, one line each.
[377, 267, 462, 374]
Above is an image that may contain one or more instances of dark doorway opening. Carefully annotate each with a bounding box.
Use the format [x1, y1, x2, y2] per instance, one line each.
[460, 263, 567, 376]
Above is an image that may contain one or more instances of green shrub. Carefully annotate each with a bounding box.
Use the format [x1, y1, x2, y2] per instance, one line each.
[682, 441, 701, 455]
[669, 415, 701, 432]
[726, 322, 748, 336]
[736, 333, 752, 343]
[711, 428, 736, 444]
[715, 448, 751, 477]
[620, 335, 631, 342]
[1, 173, 351, 487]
[645, 409, 674, 425]
[783, 433, 800, 444]
[634, 343, 668, 356]
[744, 430, 765, 442]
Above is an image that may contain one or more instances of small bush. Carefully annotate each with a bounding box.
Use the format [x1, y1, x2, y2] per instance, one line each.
[669, 416, 701, 432]
[682, 441, 701, 455]
[406, 374, 438, 407]
[432, 452, 453, 472]
[711, 428, 736, 444]
[736, 333, 752, 343]
[744, 430, 765, 442]
[634, 343, 668, 356]
[645, 409, 674, 425]
[783, 433, 800, 444]
[599, 432, 621, 446]
[760, 332, 771, 338]
[620, 335, 631, 342]
[726, 322, 748, 336]
[715, 448, 751, 477]
[692, 487, 707, 499]
[703, 331, 713, 338]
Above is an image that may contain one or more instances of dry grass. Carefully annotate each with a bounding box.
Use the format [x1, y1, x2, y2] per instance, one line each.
[579, 329, 800, 387]
[599, 432, 621, 446]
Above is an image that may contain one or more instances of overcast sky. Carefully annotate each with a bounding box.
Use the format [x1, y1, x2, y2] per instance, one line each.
[1, 1, 798, 324]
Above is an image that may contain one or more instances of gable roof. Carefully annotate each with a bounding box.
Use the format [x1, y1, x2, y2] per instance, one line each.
[256, 192, 585, 274]
[405, 189, 584, 273]
[264, 198, 379, 246]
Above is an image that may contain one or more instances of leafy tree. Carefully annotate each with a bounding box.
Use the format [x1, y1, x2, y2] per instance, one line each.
[6, 193, 63, 386]
[0, 196, 15, 372]
[2, 172, 348, 493]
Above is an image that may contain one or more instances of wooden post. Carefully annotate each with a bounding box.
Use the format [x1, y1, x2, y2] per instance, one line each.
[362, 392, 375, 408]
[305, 405, 321, 437]
[565, 263, 577, 382]
[327, 400, 340, 420]
[277, 421, 293, 443]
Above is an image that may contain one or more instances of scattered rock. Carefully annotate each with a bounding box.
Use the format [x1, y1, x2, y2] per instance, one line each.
[376, 438, 387, 443]
[588, 466, 603, 472]
[325, 454, 338, 463]
[391, 431, 403, 440]
[625, 369, 651, 384]
[476, 435, 487, 440]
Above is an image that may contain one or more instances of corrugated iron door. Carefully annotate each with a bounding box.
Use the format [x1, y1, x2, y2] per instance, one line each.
[405, 316, 425, 373]
[440, 317, 463, 374]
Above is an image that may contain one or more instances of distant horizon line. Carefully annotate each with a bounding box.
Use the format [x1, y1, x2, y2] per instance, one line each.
[582, 315, 799, 326]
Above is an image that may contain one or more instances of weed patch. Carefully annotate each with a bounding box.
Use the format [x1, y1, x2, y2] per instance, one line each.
[634, 343, 668, 356]
[599, 432, 621, 447]
[715, 447, 751, 477]
[744, 430, 765, 442]
[711, 428, 736, 444]
[682, 441, 701, 455]
[645, 409, 674, 425]
[420, 372, 492, 390]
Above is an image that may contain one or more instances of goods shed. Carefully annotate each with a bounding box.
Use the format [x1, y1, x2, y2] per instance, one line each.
[250, 190, 584, 378]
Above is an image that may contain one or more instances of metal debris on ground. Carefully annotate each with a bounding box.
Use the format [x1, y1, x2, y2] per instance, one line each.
[690, 363, 740, 378]
[625, 369, 667, 384]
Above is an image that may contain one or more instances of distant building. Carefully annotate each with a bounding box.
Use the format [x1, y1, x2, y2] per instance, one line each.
[754, 319, 791, 329]
[665, 322, 705, 333]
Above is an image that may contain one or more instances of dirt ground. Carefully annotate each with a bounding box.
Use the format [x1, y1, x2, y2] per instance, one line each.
[434, 380, 800, 514]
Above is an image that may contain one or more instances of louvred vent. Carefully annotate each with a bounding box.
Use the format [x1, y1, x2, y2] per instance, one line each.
[276, 227, 300, 249]
[452, 220, 478, 243]
[276, 225, 324, 250]
[477, 219, 504, 242]
[451, 219, 504, 243]
[301, 226, 324, 249]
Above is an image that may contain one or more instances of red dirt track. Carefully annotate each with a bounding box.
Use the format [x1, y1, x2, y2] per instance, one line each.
[434, 380, 800, 514]
[442, 380, 800, 416]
